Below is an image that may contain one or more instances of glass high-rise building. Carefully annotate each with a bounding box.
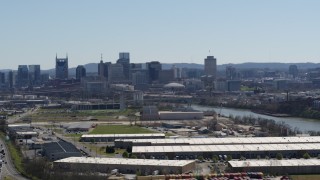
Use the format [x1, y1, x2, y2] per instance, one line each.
[117, 52, 130, 80]
[17, 65, 29, 87]
[55, 54, 68, 79]
[146, 61, 162, 83]
[76, 65, 86, 80]
[29, 65, 41, 85]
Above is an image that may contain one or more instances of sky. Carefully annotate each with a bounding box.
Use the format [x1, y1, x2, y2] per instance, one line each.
[1, 0, 320, 69]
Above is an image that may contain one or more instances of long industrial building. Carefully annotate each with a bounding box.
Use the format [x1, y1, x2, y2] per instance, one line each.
[115, 136, 320, 149]
[229, 159, 320, 175]
[132, 143, 320, 160]
[54, 157, 195, 175]
[80, 133, 165, 142]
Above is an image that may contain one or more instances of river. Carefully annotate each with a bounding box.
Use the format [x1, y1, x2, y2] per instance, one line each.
[191, 104, 320, 132]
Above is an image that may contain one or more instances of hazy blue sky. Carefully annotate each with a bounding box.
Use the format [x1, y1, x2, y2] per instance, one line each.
[1, 0, 320, 69]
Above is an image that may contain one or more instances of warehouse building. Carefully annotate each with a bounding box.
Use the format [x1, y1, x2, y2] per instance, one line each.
[80, 133, 165, 142]
[132, 143, 320, 160]
[42, 140, 82, 161]
[159, 111, 203, 120]
[115, 136, 320, 149]
[229, 159, 320, 175]
[54, 157, 195, 175]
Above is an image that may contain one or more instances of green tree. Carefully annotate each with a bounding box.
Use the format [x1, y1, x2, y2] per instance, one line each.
[276, 153, 283, 160]
[226, 155, 232, 161]
[212, 155, 219, 163]
[197, 156, 204, 161]
[106, 146, 115, 153]
[122, 151, 129, 158]
[303, 152, 311, 159]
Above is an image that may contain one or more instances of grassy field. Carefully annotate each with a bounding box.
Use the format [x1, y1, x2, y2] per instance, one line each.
[291, 175, 320, 180]
[26, 108, 136, 122]
[89, 125, 155, 134]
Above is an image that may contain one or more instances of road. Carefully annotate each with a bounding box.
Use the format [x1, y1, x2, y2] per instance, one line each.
[0, 138, 29, 180]
[0, 109, 34, 180]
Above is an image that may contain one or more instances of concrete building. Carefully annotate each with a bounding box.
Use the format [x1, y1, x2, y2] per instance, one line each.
[226, 66, 237, 80]
[108, 63, 125, 83]
[76, 65, 86, 80]
[81, 76, 107, 94]
[55, 54, 68, 79]
[132, 70, 148, 90]
[141, 106, 159, 120]
[289, 65, 298, 78]
[229, 159, 320, 175]
[274, 79, 288, 90]
[215, 79, 227, 91]
[159, 69, 174, 83]
[80, 133, 165, 142]
[204, 56, 217, 79]
[54, 157, 195, 175]
[227, 80, 241, 91]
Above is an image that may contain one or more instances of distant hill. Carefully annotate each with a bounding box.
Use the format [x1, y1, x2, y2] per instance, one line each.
[218, 62, 320, 70]
[2, 62, 320, 76]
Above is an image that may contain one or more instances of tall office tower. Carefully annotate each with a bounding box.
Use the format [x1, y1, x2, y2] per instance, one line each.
[76, 65, 86, 80]
[117, 52, 130, 80]
[146, 61, 162, 83]
[108, 63, 125, 82]
[172, 65, 181, 79]
[17, 65, 29, 87]
[289, 65, 298, 78]
[0, 72, 5, 85]
[8, 71, 14, 88]
[98, 60, 111, 79]
[28, 65, 41, 85]
[55, 54, 68, 79]
[226, 66, 237, 80]
[204, 56, 217, 79]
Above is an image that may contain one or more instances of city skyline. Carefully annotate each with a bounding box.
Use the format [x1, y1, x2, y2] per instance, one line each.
[1, 0, 320, 69]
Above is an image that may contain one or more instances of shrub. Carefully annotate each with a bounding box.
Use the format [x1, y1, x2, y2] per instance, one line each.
[276, 153, 283, 160]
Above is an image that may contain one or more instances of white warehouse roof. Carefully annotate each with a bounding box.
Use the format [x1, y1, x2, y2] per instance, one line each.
[116, 136, 320, 145]
[55, 157, 194, 167]
[229, 159, 320, 167]
[132, 143, 320, 153]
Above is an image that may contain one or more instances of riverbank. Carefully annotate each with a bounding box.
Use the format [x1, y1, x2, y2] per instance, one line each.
[191, 104, 320, 132]
[251, 110, 291, 118]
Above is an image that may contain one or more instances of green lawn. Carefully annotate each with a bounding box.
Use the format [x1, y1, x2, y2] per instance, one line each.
[89, 125, 155, 134]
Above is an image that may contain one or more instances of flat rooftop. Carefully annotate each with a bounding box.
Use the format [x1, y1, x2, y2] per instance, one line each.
[132, 143, 320, 153]
[229, 159, 320, 167]
[82, 133, 165, 138]
[55, 157, 194, 167]
[116, 136, 320, 145]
